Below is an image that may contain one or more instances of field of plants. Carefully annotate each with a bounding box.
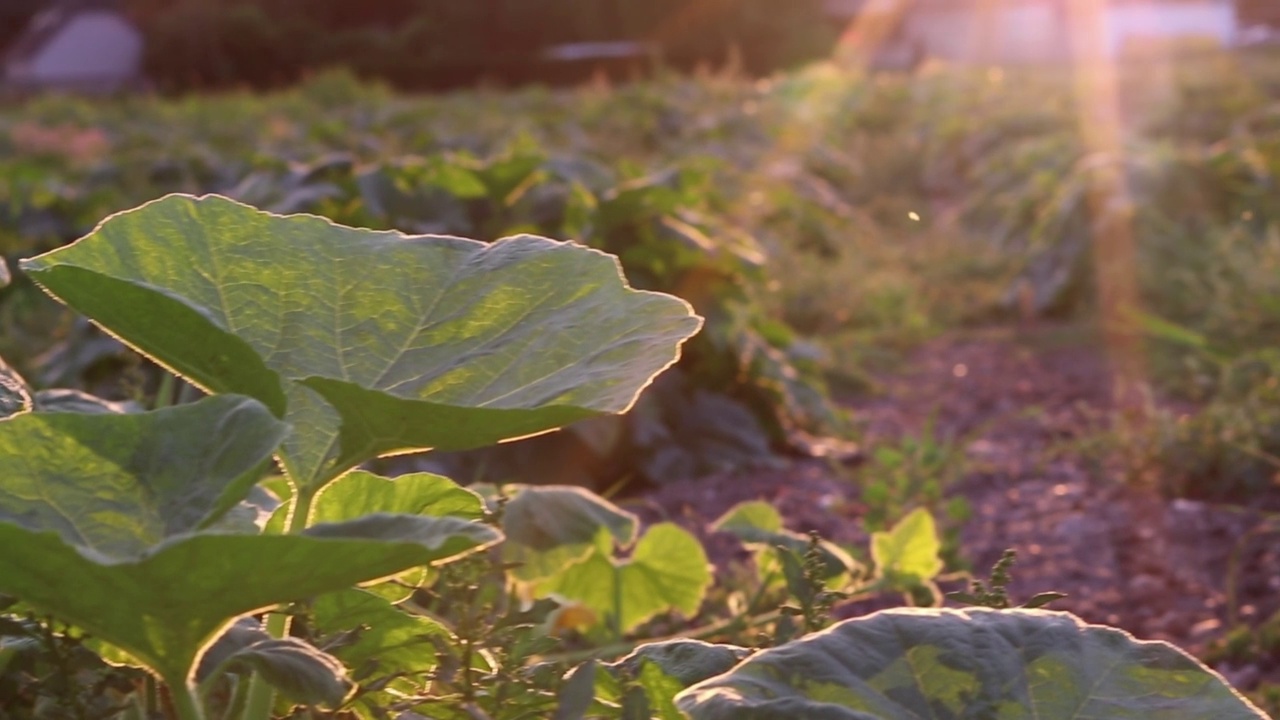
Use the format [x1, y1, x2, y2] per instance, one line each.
[2, 46, 1280, 719]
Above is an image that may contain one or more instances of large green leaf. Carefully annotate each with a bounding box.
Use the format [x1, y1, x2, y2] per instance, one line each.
[0, 517, 498, 684]
[21, 194, 702, 487]
[675, 608, 1268, 719]
[537, 522, 711, 634]
[0, 395, 286, 559]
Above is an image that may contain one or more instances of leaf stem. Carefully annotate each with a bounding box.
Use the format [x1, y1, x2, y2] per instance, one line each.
[154, 372, 175, 410]
[166, 677, 206, 720]
[287, 485, 318, 534]
[240, 611, 290, 720]
[240, 485, 318, 720]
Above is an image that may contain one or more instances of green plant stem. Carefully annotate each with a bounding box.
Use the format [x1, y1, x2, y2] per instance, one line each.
[220, 678, 251, 720]
[146, 675, 159, 716]
[166, 678, 206, 720]
[287, 486, 318, 534]
[241, 486, 321, 720]
[154, 372, 175, 410]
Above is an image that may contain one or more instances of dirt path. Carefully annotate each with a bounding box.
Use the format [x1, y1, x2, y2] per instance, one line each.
[634, 323, 1280, 692]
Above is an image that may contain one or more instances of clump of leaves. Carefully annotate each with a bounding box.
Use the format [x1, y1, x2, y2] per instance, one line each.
[0, 194, 702, 720]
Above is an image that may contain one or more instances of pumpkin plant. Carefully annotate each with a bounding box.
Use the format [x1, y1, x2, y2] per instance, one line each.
[1, 193, 702, 719]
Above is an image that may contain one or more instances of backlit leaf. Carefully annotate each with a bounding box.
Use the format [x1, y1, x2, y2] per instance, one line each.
[22, 194, 702, 488]
[0, 516, 497, 684]
[0, 395, 286, 558]
[870, 507, 942, 587]
[676, 608, 1269, 719]
[537, 523, 711, 634]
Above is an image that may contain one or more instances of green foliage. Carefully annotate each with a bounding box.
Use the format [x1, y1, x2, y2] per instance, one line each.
[535, 523, 713, 639]
[3, 56, 1277, 719]
[0, 198, 701, 718]
[22, 194, 701, 489]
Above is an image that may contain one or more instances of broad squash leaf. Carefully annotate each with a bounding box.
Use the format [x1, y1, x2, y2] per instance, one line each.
[675, 608, 1269, 719]
[0, 395, 286, 558]
[537, 523, 711, 634]
[0, 394, 498, 684]
[0, 516, 497, 685]
[21, 194, 702, 488]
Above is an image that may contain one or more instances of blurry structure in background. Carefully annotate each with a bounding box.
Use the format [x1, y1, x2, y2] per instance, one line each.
[827, 0, 1243, 70]
[2, 0, 144, 94]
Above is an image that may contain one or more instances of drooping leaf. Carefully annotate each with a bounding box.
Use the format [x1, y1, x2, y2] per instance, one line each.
[537, 523, 711, 634]
[503, 485, 638, 551]
[871, 507, 942, 588]
[22, 194, 702, 488]
[0, 395, 287, 559]
[675, 608, 1269, 719]
[0, 358, 31, 418]
[503, 485, 639, 582]
[212, 635, 352, 708]
[0, 516, 498, 684]
[198, 617, 273, 680]
[606, 639, 750, 687]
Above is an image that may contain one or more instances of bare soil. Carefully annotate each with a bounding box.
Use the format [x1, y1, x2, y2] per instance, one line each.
[628, 323, 1280, 694]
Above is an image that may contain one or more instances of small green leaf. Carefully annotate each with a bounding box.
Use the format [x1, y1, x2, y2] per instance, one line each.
[22, 194, 702, 489]
[676, 608, 1269, 719]
[311, 470, 486, 524]
[554, 660, 598, 720]
[871, 507, 942, 587]
[537, 523, 711, 634]
[1022, 591, 1069, 609]
[711, 500, 857, 581]
[311, 588, 452, 717]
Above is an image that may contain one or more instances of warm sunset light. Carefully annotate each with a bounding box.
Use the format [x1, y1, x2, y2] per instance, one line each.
[1, 1, 1278, 718]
